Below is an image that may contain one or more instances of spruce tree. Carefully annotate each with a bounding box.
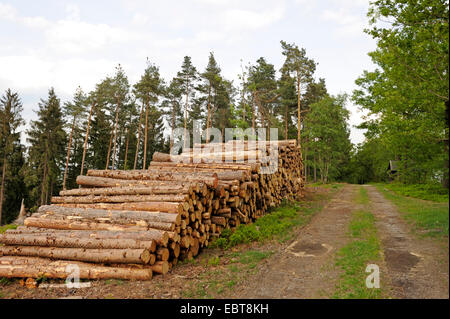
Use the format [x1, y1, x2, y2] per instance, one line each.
[25, 88, 66, 209]
[0, 89, 25, 224]
[62, 86, 88, 189]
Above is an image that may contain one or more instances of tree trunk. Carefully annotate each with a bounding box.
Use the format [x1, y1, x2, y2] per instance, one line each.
[297, 72, 301, 145]
[0, 246, 151, 264]
[123, 127, 130, 170]
[38, 205, 181, 224]
[63, 116, 77, 190]
[51, 193, 188, 204]
[184, 78, 189, 149]
[40, 158, 48, 206]
[0, 155, 6, 225]
[134, 101, 145, 169]
[111, 96, 121, 170]
[59, 185, 192, 197]
[0, 233, 156, 251]
[80, 102, 94, 177]
[55, 201, 184, 214]
[170, 101, 176, 151]
[0, 256, 153, 280]
[86, 169, 245, 182]
[206, 82, 212, 143]
[105, 131, 113, 170]
[9, 228, 170, 246]
[143, 97, 149, 169]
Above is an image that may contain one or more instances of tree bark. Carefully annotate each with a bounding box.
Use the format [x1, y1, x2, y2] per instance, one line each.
[134, 101, 145, 170]
[0, 233, 156, 251]
[63, 116, 77, 190]
[0, 256, 153, 280]
[0, 246, 151, 264]
[54, 201, 184, 214]
[59, 185, 192, 197]
[111, 96, 121, 170]
[80, 102, 94, 177]
[76, 174, 217, 189]
[297, 72, 301, 145]
[8, 228, 170, 246]
[143, 97, 149, 169]
[0, 155, 6, 225]
[38, 205, 181, 224]
[87, 169, 245, 182]
[206, 82, 212, 143]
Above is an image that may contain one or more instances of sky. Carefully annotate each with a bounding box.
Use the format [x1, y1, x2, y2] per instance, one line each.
[0, 0, 376, 145]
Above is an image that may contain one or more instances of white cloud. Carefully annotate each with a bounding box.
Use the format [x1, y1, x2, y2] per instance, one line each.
[0, 2, 15, 20]
[321, 6, 368, 38]
[65, 3, 80, 21]
[45, 20, 134, 54]
[220, 6, 285, 31]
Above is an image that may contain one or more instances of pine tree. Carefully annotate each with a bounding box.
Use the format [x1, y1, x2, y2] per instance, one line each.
[25, 88, 66, 209]
[0, 89, 25, 224]
[200, 52, 222, 142]
[175, 56, 198, 148]
[248, 57, 280, 140]
[133, 60, 165, 168]
[62, 86, 88, 190]
[280, 40, 316, 144]
[162, 78, 184, 151]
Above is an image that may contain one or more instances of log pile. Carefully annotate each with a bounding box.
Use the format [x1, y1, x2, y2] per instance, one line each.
[0, 139, 303, 280]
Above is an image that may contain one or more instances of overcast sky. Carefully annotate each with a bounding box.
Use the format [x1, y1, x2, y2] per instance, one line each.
[0, 0, 376, 145]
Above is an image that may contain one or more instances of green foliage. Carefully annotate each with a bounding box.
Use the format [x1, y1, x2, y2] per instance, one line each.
[207, 256, 220, 266]
[353, 0, 449, 187]
[25, 88, 67, 209]
[0, 89, 26, 225]
[303, 94, 353, 183]
[210, 199, 326, 249]
[334, 201, 382, 299]
[383, 183, 449, 202]
[376, 184, 449, 237]
[0, 224, 17, 233]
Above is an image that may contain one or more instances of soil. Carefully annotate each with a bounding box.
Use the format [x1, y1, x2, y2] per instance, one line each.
[223, 184, 358, 298]
[366, 185, 449, 299]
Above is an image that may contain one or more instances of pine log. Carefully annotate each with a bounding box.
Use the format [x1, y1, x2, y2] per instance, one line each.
[151, 261, 169, 274]
[59, 185, 193, 197]
[0, 246, 151, 264]
[55, 201, 185, 214]
[0, 233, 156, 251]
[8, 228, 169, 246]
[51, 194, 189, 204]
[38, 205, 181, 225]
[0, 256, 153, 280]
[23, 217, 171, 232]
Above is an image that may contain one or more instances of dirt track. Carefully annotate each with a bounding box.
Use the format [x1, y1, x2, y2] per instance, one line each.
[227, 184, 449, 299]
[366, 185, 449, 299]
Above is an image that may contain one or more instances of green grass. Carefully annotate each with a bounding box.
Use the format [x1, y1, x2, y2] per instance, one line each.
[210, 194, 329, 250]
[306, 182, 344, 190]
[333, 187, 383, 299]
[0, 224, 17, 234]
[356, 187, 369, 205]
[376, 184, 449, 237]
[382, 183, 448, 202]
[181, 249, 273, 299]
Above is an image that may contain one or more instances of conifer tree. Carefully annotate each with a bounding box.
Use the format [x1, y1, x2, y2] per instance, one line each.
[25, 88, 66, 208]
[0, 89, 25, 224]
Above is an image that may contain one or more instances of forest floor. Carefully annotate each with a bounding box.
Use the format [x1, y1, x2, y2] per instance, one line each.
[0, 184, 448, 299]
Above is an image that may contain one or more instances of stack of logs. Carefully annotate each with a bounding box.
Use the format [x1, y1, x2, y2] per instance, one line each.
[0, 139, 303, 280]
